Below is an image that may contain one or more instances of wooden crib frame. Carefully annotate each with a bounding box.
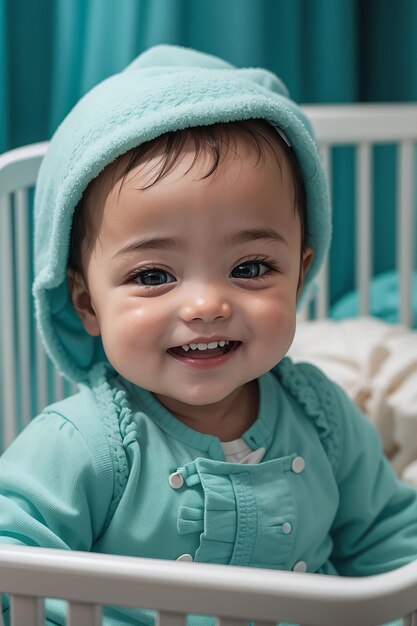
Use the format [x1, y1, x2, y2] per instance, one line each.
[0, 104, 417, 626]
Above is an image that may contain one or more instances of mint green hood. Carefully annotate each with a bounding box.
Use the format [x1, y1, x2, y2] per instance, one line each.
[33, 44, 331, 383]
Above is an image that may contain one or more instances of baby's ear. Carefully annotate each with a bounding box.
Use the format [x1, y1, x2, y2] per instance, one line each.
[296, 247, 314, 299]
[67, 269, 101, 337]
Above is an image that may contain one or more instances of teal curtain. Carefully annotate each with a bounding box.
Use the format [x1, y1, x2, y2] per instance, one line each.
[3, 0, 417, 151]
[0, 0, 7, 150]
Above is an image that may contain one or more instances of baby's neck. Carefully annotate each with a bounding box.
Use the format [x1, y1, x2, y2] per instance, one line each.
[155, 380, 259, 441]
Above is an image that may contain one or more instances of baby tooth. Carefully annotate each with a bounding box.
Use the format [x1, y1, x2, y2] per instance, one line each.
[207, 342, 218, 349]
[189, 344, 198, 350]
[181, 345, 190, 352]
[218, 340, 226, 347]
[197, 343, 208, 350]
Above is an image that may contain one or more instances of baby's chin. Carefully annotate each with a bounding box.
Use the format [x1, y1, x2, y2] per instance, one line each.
[153, 386, 242, 408]
[150, 376, 256, 411]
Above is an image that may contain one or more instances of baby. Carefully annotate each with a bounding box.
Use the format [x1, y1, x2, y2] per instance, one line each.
[1, 45, 417, 626]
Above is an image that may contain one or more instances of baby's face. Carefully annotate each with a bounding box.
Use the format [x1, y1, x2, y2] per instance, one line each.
[70, 135, 312, 411]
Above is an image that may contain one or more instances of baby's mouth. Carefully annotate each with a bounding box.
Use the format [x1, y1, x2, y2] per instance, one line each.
[167, 341, 241, 359]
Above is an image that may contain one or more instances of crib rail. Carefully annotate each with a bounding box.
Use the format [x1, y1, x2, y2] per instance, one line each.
[302, 104, 417, 324]
[0, 142, 47, 195]
[1, 546, 417, 626]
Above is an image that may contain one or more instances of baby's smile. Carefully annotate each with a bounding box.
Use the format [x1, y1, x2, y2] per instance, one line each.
[167, 338, 242, 367]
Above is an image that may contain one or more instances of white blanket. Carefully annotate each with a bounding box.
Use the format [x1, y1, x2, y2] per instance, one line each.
[288, 317, 417, 487]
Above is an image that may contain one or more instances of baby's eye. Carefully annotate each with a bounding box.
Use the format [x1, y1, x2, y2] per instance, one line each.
[230, 261, 271, 279]
[134, 268, 176, 286]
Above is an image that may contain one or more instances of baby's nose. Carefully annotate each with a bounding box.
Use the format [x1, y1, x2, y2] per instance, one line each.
[179, 290, 232, 323]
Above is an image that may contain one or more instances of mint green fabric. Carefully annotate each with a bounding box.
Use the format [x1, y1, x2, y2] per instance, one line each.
[33, 44, 331, 383]
[0, 358, 415, 626]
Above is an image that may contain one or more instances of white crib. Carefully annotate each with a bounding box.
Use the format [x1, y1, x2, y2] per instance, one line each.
[0, 104, 417, 626]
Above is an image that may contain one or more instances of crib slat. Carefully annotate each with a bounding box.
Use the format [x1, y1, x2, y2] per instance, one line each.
[356, 143, 373, 316]
[157, 611, 186, 626]
[35, 327, 49, 414]
[67, 601, 101, 626]
[316, 254, 330, 320]
[9, 595, 44, 626]
[15, 188, 32, 429]
[315, 144, 332, 319]
[397, 141, 415, 327]
[0, 193, 18, 449]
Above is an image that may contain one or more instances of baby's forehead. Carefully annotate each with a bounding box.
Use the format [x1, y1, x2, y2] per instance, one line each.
[77, 121, 302, 260]
[91, 121, 290, 199]
[99, 152, 299, 247]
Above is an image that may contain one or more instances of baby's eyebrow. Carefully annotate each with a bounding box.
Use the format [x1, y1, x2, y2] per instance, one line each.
[113, 227, 288, 258]
[113, 237, 179, 257]
[225, 227, 288, 247]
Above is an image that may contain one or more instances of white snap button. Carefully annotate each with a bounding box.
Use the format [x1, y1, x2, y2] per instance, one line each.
[176, 554, 193, 562]
[282, 522, 292, 535]
[168, 472, 184, 489]
[292, 560, 307, 573]
[291, 456, 305, 474]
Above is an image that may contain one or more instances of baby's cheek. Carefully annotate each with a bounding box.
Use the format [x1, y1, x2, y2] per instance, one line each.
[115, 295, 158, 320]
[116, 308, 142, 335]
[111, 301, 166, 348]
[247, 290, 295, 330]
[250, 293, 296, 357]
[127, 301, 168, 334]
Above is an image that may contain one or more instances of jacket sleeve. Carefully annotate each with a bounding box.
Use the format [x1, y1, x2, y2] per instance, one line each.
[0, 409, 114, 551]
[329, 381, 417, 576]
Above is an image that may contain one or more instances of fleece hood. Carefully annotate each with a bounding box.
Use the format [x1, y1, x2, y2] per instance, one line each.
[33, 44, 331, 383]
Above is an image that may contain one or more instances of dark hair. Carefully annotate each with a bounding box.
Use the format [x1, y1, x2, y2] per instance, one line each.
[68, 119, 307, 276]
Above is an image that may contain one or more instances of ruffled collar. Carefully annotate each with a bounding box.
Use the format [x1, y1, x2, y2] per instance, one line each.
[114, 368, 280, 459]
